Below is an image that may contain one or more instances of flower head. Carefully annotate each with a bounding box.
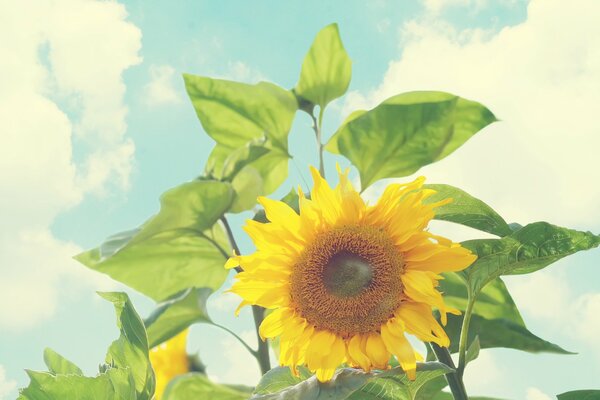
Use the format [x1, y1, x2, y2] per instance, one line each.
[149, 329, 190, 399]
[226, 167, 476, 381]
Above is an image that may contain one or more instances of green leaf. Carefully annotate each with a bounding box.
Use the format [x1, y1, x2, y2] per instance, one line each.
[100, 292, 155, 399]
[75, 180, 233, 302]
[230, 166, 264, 213]
[326, 91, 496, 189]
[445, 313, 571, 354]
[18, 369, 136, 400]
[252, 363, 451, 400]
[558, 390, 600, 400]
[221, 139, 270, 181]
[253, 366, 312, 395]
[441, 274, 570, 355]
[19, 292, 152, 400]
[465, 336, 480, 365]
[43, 348, 83, 376]
[440, 274, 524, 326]
[424, 184, 512, 237]
[184, 74, 297, 194]
[462, 222, 600, 294]
[349, 362, 453, 400]
[133, 180, 234, 243]
[295, 23, 352, 110]
[163, 373, 251, 400]
[145, 287, 212, 348]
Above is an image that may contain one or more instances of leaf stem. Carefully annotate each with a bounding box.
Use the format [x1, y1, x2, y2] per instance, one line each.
[213, 322, 257, 357]
[457, 294, 475, 377]
[430, 343, 469, 400]
[310, 111, 325, 178]
[219, 216, 272, 375]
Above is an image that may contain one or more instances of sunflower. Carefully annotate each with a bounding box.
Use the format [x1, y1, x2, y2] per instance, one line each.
[149, 329, 190, 399]
[226, 167, 476, 381]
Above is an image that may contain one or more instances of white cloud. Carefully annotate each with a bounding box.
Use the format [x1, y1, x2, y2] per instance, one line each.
[0, 0, 140, 330]
[423, 0, 485, 14]
[463, 351, 505, 393]
[526, 387, 552, 400]
[0, 365, 16, 400]
[344, 0, 600, 227]
[144, 65, 182, 107]
[218, 330, 262, 386]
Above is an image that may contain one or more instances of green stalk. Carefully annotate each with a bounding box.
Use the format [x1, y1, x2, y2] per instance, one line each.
[220, 216, 272, 375]
[430, 343, 469, 400]
[310, 111, 325, 178]
[457, 294, 475, 377]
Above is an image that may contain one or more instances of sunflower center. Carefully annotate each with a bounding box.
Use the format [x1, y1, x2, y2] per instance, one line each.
[323, 252, 373, 297]
[290, 225, 405, 337]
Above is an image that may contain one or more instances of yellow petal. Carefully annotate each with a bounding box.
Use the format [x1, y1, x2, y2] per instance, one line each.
[347, 334, 371, 371]
[396, 302, 450, 347]
[309, 166, 342, 227]
[259, 308, 291, 341]
[365, 333, 390, 369]
[380, 321, 416, 380]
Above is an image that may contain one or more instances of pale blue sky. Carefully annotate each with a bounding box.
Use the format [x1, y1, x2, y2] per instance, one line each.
[2, 1, 600, 399]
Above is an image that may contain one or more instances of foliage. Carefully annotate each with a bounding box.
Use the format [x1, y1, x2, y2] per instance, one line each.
[19, 22, 600, 400]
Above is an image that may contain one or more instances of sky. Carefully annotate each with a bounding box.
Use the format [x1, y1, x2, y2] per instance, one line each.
[1, 0, 600, 399]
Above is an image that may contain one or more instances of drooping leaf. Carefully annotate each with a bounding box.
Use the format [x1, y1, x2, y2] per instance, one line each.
[75, 181, 233, 302]
[295, 23, 352, 110]
[145, 287, 212, 348]
[462, 222, 600, 294]
[163, 373, 251, 400]
[43, 348, 83, 376]
[326, 91, 496, 189]
[100, 292, 155, 399]
[348, 362, 453, 400]
[424, 184, 512, 237]
[252, 363, 451, 400]
[557, 390, 600, 400]
[184, 74, 297, 194]
[220, 139, 270, 181]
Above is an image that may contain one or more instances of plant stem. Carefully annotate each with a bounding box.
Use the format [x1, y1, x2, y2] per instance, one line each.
[310, 111, 325, 178]
[252, 306, 271, 375]
[457, 295, 475, 377]
[430, 343, 469, 400]
[219, 216, 272, 375]
[213, 322, 257, 357]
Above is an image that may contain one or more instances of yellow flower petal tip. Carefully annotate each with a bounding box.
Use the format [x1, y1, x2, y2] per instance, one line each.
[228, 168, 471, 381]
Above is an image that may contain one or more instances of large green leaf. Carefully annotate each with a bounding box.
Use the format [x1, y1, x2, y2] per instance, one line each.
[441, 274, 569, 355]
[326, 91, 496, 189]
[75, 181, 233, 302]
[295, 23, 352, 110]
[348, 363, 453, 400]
[163, 373, 251, 400]
[252, 364, 451, 400]
[133, 180, 233, 243]
[100, 292, 155, 399]
[462, 222, 600, 294]
[19, 292, 153, 400]
[184, 74, 297, 194]
[440, 274, 524, 325]
[445, 313, 571, 354]
[424, 184, 512, 237]
[43, 348, 82, 376]
[18, 369, 136, 400]
[558, 390, 600, 400]
[145, 287, 212, 348]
